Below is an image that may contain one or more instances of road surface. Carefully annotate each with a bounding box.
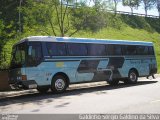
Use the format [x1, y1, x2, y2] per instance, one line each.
[0, 75, 160, 114]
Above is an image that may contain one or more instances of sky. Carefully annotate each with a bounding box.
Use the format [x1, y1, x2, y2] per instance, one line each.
[117, 2, 159, 16]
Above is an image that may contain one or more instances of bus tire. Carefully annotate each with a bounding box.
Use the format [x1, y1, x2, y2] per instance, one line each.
[51, 75, 67, 93]
[107, 79, 119, 86]
[37, 86, 49, 93]
[127, 70, 138, 84]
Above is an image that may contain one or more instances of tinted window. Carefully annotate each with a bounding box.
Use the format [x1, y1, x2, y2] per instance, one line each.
[46, 42, 66, 56]
[106, 44, 122, 55]
[114, 45, 122, 55]
[88, 44, 106, 56]
[125, 45, 137, 55]
[148, 46, 154, 55]
[67, 43, 87, 56]
[106, 45, 114, 55]
[121, 45, 127, 55]
[137, 46, 148, 55]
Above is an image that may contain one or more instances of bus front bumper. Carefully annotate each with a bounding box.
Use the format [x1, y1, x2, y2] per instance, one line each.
[10, 80, 37, 90]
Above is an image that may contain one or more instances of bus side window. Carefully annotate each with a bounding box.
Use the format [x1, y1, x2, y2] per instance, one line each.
[148, 46, 154, 55]
[106, 44, 114, 56]
[88, 44, 106, 56]
[143, 46, 148, 55]
[46, 42, 66, 56]
[137, 46, 148, 55]
[67, 43, 87, 56]
[107, 44, 122, 56]
[126, 45, 137, 55]
[121, 45, 127, 55]
[114, 45, 122, 55]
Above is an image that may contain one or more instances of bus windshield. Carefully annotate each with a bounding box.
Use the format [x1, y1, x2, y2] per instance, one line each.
[11, 43, 26, 69]
[27, 42, 43, 66]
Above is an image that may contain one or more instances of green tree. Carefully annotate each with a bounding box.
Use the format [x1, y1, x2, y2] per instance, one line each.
[0, 0, 19, 39]
[141, 0, 156, 16]
[105, 0, 121, 14]
[22, 0, 51, 35]
[22, 0, 108, 36]
[122, 0, 140, 14]
[48, 0, 76, 36]
[156, 0, 160, 17]
[71, 2, 107, 33]
[23, 0, 80, 37]
[112, 0, 121, 13]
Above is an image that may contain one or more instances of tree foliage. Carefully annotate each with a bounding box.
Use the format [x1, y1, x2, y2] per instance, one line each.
[22, 0, 87, 37]
[71, 2, 107, 33]
[22, 0, 108, 36]
[0, 0, 19, 39]
[141, 0, 156, 16]
[156, 0, 160, 17]
[112, 0, 121, 13]
[22, 0, 52, 34]
[122, 0, 140, 13]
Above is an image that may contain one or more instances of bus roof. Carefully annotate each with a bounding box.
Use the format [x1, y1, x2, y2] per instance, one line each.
[15, 36, 153, 46]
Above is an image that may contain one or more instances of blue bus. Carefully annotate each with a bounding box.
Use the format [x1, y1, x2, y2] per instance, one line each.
[9, 36, 157, 93]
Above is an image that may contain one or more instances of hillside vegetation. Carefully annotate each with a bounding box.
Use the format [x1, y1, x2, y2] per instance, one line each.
[0, 5, 160, 72]
[76, 15, 160, 73]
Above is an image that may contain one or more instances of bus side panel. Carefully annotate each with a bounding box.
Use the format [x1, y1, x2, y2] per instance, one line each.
[117, 60, 131, 78]
[25, 56, 157, 86]
[27, 61, 82, 86]
[25, 60, 107, 86]
[118, 56, 157, 78]
[76, 59, 110, 82]
[33, 58, 113, 85]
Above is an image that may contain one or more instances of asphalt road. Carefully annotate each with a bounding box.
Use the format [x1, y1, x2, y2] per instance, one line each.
[0, 75, 160, 114]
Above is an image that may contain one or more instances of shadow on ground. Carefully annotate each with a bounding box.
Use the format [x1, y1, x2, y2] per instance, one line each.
[0, 80, 158, 107]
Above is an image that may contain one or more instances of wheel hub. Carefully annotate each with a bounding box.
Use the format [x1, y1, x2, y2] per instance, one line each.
[130, 72, 136, 81]
[55, 79, 65, 90]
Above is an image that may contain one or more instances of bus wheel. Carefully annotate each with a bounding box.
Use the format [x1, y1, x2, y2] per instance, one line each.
[107, 79, 119, 86]
[127, 70, 138, 84]
[51, 75, 67, 93]
[37, 86, 49, 93]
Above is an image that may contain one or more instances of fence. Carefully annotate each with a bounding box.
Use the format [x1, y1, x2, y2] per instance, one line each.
[107, 10, 159, 19]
